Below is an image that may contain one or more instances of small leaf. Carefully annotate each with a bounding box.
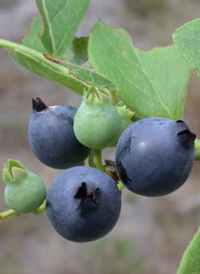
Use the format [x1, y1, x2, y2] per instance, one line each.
[22, 17, 47, 53]
[22, 17, 90, 66]
[89, 21, 190, 120]
[10, 47, 87, 94]
[36, 0, 91, 58]
[177, 227, 200, 274]
[43, 55, 115, 90]
[0, 39, 114, 94]
[173, 18, 200, 78]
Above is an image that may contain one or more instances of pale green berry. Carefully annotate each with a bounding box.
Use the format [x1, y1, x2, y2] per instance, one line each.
[73, 87, 123, 150]
[3, 159, 46, 213]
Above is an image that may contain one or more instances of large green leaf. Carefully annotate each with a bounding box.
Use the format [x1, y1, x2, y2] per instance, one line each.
[177, 227, 200, 274]
[173, 18, 200, 78]
[0, 39, 114, 94]
[35, 0, 91, 58]
[89, 21, 190, 120]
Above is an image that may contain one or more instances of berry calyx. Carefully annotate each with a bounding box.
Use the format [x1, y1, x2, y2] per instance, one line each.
[74, 182, 99, 213]
[32, 96, 49, 112]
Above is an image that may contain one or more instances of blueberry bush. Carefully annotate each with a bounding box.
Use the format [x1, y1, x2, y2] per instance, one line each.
[0, 0, 200, 273]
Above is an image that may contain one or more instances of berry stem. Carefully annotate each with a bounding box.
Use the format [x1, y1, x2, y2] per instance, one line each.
[88, 149, 96, 168]
[32, 199, 46, 215]
[195, 151, 200, 161]
[109, 90, 120, 105]
[94, 149, 104, 171]
[117, 181, 125, 191]
[0, 209, 21, 221]
[195, 139, 200, 151]
[195, 139, 200, 161]
[0, 200, 47, 221]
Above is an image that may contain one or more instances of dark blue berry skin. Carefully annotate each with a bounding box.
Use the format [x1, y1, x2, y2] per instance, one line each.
[46, 166, 121, 242]
[115, 117, 196, 197]
[28, 97, 91, 169]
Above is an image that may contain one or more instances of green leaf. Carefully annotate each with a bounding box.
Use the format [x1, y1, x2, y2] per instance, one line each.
[9, 43, 87, 94]
[42, 54, 115, 90]
[89, 21, 190, 120]
[35, 0, 91, 58]
[177, 227, 200, 274]
[22, 17, 47, 53]
[22, 16, 90, 66]
[173, 18, 200, 78]
[0, 39, 114, 94]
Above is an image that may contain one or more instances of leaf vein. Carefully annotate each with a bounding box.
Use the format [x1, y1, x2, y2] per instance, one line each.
[50, 1, 69, 24]
[41, 0, 57, 56]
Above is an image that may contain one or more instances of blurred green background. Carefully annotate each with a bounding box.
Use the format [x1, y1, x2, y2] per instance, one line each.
[1, 0, 200, 273]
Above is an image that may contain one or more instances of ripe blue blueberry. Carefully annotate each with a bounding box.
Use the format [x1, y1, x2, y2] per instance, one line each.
[115, 117, 196, 197]
[46, 166, 121, 242]
[28, 97, 91, 169]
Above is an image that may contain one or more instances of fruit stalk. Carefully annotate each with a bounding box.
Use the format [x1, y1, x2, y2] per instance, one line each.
[94, 149, 104, 171]
[195, 139, 200, 151]
[0, 209, 21, 221]
[195, 151, 200, 161]
[194, 139, 200, 161]
[117, 181, 125, 191]
[32, 199, 46, 215]
[88, 150, 96, 168]
[108, 90, 120, 105]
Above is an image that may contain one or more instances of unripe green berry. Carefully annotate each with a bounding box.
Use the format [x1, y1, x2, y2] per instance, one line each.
[3, 160, 46, 213]
[73, 87, 123, 150]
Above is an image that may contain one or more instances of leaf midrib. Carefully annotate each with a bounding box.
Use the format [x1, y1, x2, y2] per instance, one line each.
[41, 0, 57, 56]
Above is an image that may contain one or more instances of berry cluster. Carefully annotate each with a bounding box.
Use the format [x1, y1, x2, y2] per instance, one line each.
[2, 87, 196, 243]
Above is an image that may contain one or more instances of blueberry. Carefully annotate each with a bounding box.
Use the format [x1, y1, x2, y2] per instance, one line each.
[46, 166, 121, 242]
[28, 97, 91, 169]
[115, 117, 196, 197]
[73, 87, 123, 150]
